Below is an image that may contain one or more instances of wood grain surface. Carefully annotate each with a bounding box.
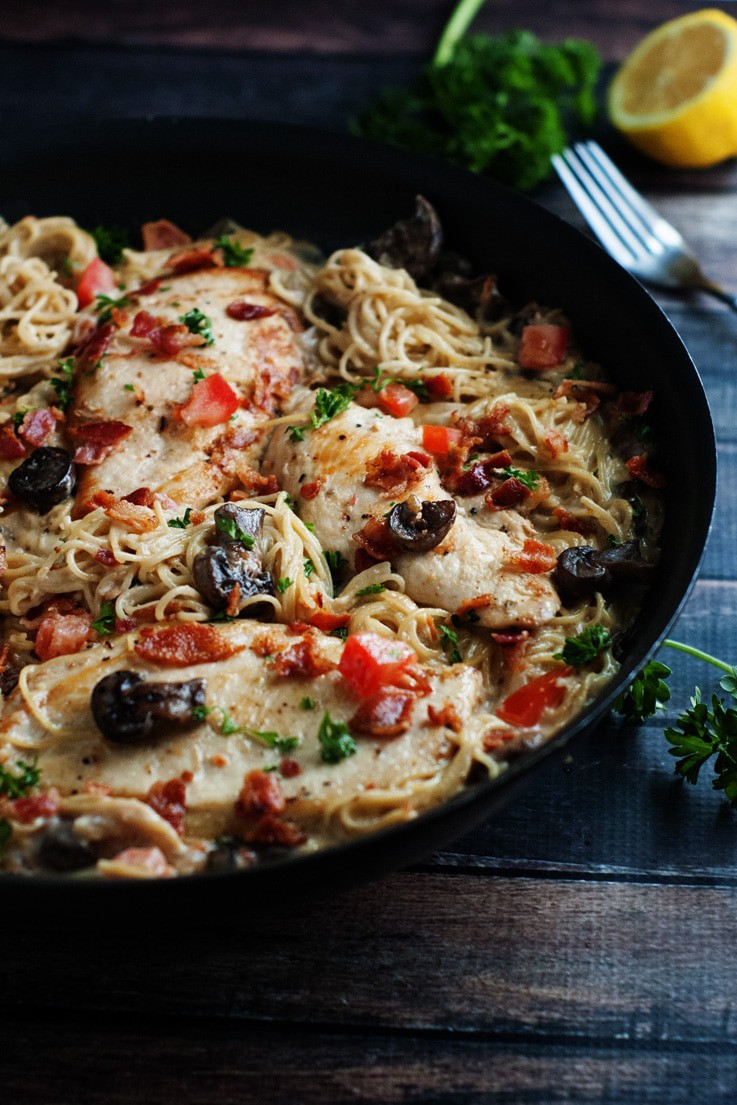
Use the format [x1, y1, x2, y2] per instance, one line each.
[3, 4, 737, 1102]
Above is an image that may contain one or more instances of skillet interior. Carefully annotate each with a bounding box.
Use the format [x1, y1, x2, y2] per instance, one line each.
[0, 118, 716, 903]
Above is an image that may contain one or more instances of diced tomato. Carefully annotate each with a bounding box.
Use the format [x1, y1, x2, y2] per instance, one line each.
[424, 373, 453, 400]
[35, 609, 92, 661]
[76, 258, 116, 308]
[18, 408, 56, 448]
[175, 374, 239, 428]
[141, 219, 191, 252]
[10, 791, 59, 824]
[339, 632, 417, 699]
[309, 610, 351, 633]
[497, 668, 572, 728]
[518, 324, 569, 371]
[0, 426, 26, 460]
[422, 424, 462, 457]
[378, 382, 418, 418]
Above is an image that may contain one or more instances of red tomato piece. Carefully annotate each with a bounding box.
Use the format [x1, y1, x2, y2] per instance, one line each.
[339, 632, 417, 699]
[77, 258, 116, 308]
[11, 792, 59, 824]
[518, 324, 569, 371]
[422, 424, 462, 456]
[175, 374, 239, 427]
[497, 668, 572, 728]
[378, 382, 419, 418]
[424, 373, 453, 400]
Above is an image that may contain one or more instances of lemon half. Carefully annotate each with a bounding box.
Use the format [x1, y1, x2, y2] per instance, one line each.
[608, 8, 737, 167]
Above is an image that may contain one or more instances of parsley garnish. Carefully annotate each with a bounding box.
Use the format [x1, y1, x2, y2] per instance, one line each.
[192, 366, 206, 383]
[124, 383, 136, 392]
[330, 627, 349, 640]
[439, 623, 463, 663]
[0, 757, 40, 799]
[192, 704, 212, 722]
[620, 414, 653, 442]
[303, 558, 315, 579]
[51, 358, 75, 412]
[324, 549, 347, 584]
[614, 660, 672, 722]
[277, 577, 293, 594]
[12, 408, 30, 427]
[246, 729, 300, 754]
[352, 3, 601, 192]
[91, 601, 115, 636]
[500, 466, 540, 490]
[554, 625, 611, 669]
[220, 709, 241, 736]
[631, 494, 646, 522]
[214, 235, 254, 268]
[90, 225, 129, 265]
[317, 711, 357, 763]
[300, 697, 317, 711]
[168, 508, 192, 529]
[180, 308, 214, 346]
[287, 382, 358, 442]
[215, 514, 255, 549]
[566, 361, 586, 380]
[211, 610, 237, 623]
[356, 583, 386, 597]
[95, 293, 131, 324]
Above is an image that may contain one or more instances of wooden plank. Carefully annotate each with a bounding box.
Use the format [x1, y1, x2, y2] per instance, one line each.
[5, 873, 737, 1047]
[1, 1021, 734, 1105]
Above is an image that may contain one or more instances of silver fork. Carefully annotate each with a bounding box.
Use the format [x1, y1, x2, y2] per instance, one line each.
[552, 140, 737, 314]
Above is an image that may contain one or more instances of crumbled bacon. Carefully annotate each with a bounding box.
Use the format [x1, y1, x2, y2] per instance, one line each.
[135, 623, 241, 666]
[506, 538, 557, 574]
[132, 278, 162, 298]
[554, 379, 616, 422]
[427, 702, 462, 732]
[618, 390, 653, 416]
[251, 363, 300, 417]
[491, 628, 530, 646]
[274, 636, 335, 678]
[149, 323, 199, 358]
[541, 429, 569, 459]
[229, 465, 279, 499]
[88, 490, 156, 533]
[483, 728, 518, 753]
[424, 373, 454, 400]
[131, 310, 157, 337]
[35, 605, 92, 660]
[225, 582, 242, 618]
[309, 609, 350, 633]
[122, 487, 156, 508]
[95, 548, 117, 567]
[353, 516, 395, 562]
[349, 688, 415, 739]
[141, 219, 191, 252]
[85, 781, 113, 796]
[0, 426, 26, 460]
[486, 476, 530, 510]
[246, 812, 306, 848]
[146, 778, 187, 835]
[364, 448, 429, 496]
[226, 301, 278, 321]
[626, 453, 667, 489]
[115, 618, 137, 634]
[170, 247, 221, 274]
[76, 320, 116, 371]
[552, 507, 596, 536]
[300, 480, 321, 501]
[237, 769, 285, 817]
[445, 449, 513, 496]
[279, 758, 301, 778]
[10, 791, 59, 824]
[18, 408, 56, 447]
[72, 420, 132, 466]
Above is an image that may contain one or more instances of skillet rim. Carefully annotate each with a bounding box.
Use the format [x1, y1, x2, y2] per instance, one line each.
[0, 117, 717, 898]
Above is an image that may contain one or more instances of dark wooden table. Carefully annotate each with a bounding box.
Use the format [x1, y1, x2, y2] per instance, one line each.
[3, 3, 737, 1101]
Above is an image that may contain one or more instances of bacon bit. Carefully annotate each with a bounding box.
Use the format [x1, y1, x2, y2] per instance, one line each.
[300, 479, 321, 501]
[626, 453, 667, 489]
[618, 390, 653, 416]
[132, 278, 162, 298]
[0, 426, 26, 460]
[554, 379, 616, 422]
[226, 300, 278, 321]
[231, 464, 279, 497]
[287, 622, 312, 636]
[506, 538, 557, 574]
[483, 728, 518, 753]
[456, 594, 492, 619]
[95, 548, 116, 567]
[18, 408, 55, 447]
[246, 812, 306, 848]
[349, 688, 415, 739]
[71, 420, 132, 466]
[115, 618, 137, 634]
[476, 405, 511, 443]
[104, 846, 175, 878]
[309, 609, 350, 633]
[181, 770, 194, 783]
[150, 323, 199, 358]
[76, 320, 116, 372]
[35, 607, 92, 661]
[424, 373, 454, 400]
[394, 663, 433, 698]
[251, 363, 300, 418]
[237, 769, 285, 817]
[491, 628, 530, 646]
[250, 630, 282, 657]
[541, 429, 569, 459]
[225, 582, 242, 618]
[280, 758, 301, 778]
[131, 309, 157, 337]
[447, 450, 513, 496]
[275, 637, 335, 678]
[110, 307, 129, 329]
[146, 778, 187, 835]
[353, 516, 395, 562]
[210, 754, 228, 767]
[486, 476, 530, 510]
[10, 791, 59, 824]
[170, 246, 221, 274]
[364, 448, 429, 496]
[135, 623, 240, 667]
[427, 702, 462, 733]
[141, 219, 191, 252]
[122, 487, 155, 508]
[85, 781, 113, 796]
[552, 507, 596, 536]
[89, 490, 156, 534]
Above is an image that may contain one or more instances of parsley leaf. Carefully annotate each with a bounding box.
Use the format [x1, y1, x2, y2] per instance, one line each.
[330, 627, 349, 640]
[214, 235, 254, 268]
[277, 577, 293, 594]
[51, 358, 75, 412]
[95, 293, 131, 324]
[246, 729, 300, 754]
[620, 413, 653, 442]
[220, 709, 241, 736]
[303, 558, 315, 579]
[439, 623, 463, 663]
[317, 711, 357, 763]
[167, 507, 192, 530]
[91, 601, 115, 637]
[0, 757, 40, 799]
[554, 624, 611, 669]
[192, 705, 212, 722]
[90, 225, 129, 265]
[287, 382, 359, 442]
[665, 676, 737, 803]
[180, 308, 214, 346]
[324, 549, 347, 584]
[300, 696, 317, 711]
[215, 514, 255, 549]
[192, 366, 206, 383]
[614, 660, 672, 722]
[356, 583, 386, 597]
[500, 466, 540, 490]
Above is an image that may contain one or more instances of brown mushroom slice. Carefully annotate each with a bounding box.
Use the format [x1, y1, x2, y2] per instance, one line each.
[387, 498, 457, 552]
[365, 195, 443, 282]
[91, 670, 206, 744]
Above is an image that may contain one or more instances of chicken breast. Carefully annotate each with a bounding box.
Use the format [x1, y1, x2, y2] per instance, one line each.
[263, 403, 560, 629]
[71, 267, 304, 509]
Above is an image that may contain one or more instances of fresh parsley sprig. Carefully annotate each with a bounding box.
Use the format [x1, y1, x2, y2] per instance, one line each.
[180, 308, 214, 346]
[51, 358, 75, 412]
[246, 729, 300, 755]
[167, 507, 192, 530]
[555, 624, 611, 669]
[214, 235, 254, 268]
[90, 225, 129, 266]
[215, 514, 255, 549]
[0, 757, 40, 799]
[318, 711, 357, 763]
[91, 601, 116, 637]
[500, 466, 540, 490]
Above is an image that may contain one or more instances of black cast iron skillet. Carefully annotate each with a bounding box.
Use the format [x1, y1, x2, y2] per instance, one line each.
[0, 118, 716, 904]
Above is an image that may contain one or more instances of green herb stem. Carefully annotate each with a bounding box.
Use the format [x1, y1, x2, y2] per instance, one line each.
[662, 639, 734, 676]
[433, 0, 487, 67]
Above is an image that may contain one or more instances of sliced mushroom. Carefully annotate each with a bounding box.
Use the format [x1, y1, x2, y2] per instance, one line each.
[91, 670, 206, 744]
[213, 503, 265, 546]
[433, 269, 509, 322]
[365, 195, 443, 283]
[0, 665, 20, 697]
[555, 541, 654, 599]
[193, 544, 273, 611]
[8, 447, 76, 514]
[387, 498, 457, 552]
[37, 817, 96, 873]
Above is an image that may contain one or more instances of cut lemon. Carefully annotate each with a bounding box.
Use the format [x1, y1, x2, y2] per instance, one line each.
[608, 8, 737, 167]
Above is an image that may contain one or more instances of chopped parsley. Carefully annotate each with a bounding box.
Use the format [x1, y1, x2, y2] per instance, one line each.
[439, 623, 463, 663]
[220, 709, 241, 736]
[554, 624, 611, 669]
[192, 704, 212, 722]
[215, 513, 255, 549]
[211, 610, 237, 623]
[180, 308, 214, 346]
[300, 696, 317, 711]
[287, 382, 358, 442]
[124, 383, 136, 392]
[620, 413, 653, 442]
[324, 549, 347, 584]
[303, 558, 315, 579]
[214, 235, 254, 268]
[11, 408, 30, 427]
[95, 292, 131, 324]
[330, 627, 349, 640]
[192, 366, 206, 383]
[277, 577, 293, 594]
[500, 466, 540, 490]
[0, 757, 40, 799]
[51, 358, 75, 411]
[89, 225, 129, 265]
[91, 601, 115, 637]
[167, 508, 193, 530]
[317, 711, 357, 763]
[566, 361, 586, 380]
[355, 583, 386, 597]
[246, 729, 300, 754]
